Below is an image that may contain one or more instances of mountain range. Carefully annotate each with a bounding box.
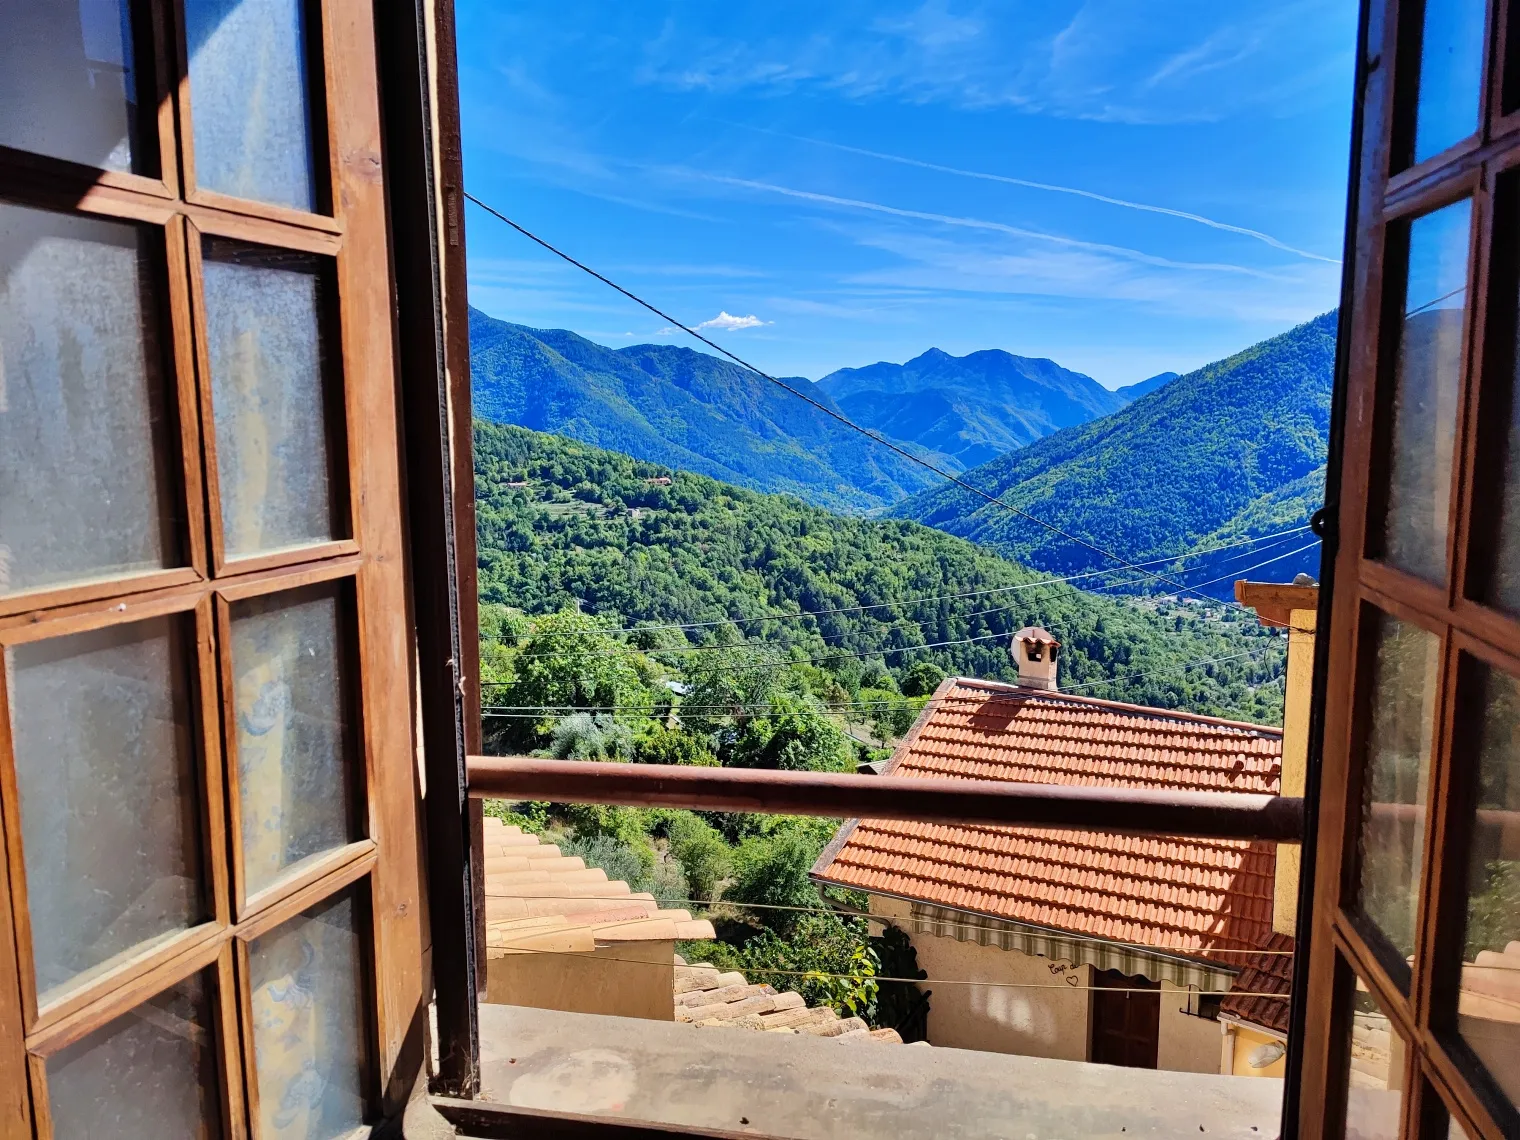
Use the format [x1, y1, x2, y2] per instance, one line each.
[815, 349, 1136, 471]
[468, 308, 942, 512]
[469, 306, 1335, 592]
[892, 311, 1337, 590]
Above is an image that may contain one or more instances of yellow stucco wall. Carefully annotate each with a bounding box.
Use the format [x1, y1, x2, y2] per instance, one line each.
[1275, 607, 1316, 936]
[485, 940, 676, 1021]
[1226, 1022, 1288, 1078]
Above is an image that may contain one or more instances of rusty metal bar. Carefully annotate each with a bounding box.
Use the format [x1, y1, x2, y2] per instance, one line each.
[467, 756, 1304, 842]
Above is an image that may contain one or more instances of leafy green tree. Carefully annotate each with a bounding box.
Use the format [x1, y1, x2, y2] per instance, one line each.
[726, 692, 852, 773]
[726, 831, 826, 933]
[546, 713, 635, 760]
[663, 812, 731, 903]
[900, 661, 947, 697]
[633, 723, 719, 766]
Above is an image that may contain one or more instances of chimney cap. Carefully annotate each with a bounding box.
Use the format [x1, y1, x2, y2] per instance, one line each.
[1013, 626, 1060, 646]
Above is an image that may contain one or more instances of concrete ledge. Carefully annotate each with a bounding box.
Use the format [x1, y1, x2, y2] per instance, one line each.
[477, 1004, 1283, 1139]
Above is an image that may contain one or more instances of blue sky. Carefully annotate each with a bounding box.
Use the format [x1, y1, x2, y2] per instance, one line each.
[456, 1, 1356, 389]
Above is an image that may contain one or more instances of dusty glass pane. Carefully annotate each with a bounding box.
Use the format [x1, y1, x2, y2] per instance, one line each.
[0, 0, 143, 172]
[46, 969, 221, 1138]
[1356, 614, 1440, 968]
[5, 616, 207, 1002]
[231, 582, 360, 897]
[1485, 272, 1520, 610]
[1345, 984, 1405, 1140]
[184, 0, 319, 211]
[202, 239, 342, 559]
[1411, 0, 1488, 165]
[0, 203, 180, 596]
[1382, 200, 1470, 584]
[248, 887, 367, 1138]
[1452, 662, 1520, 1113]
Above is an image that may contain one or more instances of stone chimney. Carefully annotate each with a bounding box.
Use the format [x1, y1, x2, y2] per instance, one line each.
[1012, 627, 1060, 691]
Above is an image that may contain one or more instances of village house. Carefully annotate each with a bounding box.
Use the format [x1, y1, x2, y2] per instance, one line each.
[811, 615, 1310, 1075]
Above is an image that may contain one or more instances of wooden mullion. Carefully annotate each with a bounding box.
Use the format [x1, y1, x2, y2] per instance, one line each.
[321, 0, 428, 1112]
[0, 157, 177, 224]
[0, 648, 30, 1140]
[1360, 562, 1455, 628]
[1411, 633, 1462, 1032]
[212, 943, 250, 1140]
[232, 939, 260, 1140]
[1444, 171, 1491, 610]
[218, 540, 361, 583]
[184, 219, 228, 576]
[144, 0, 179, 196]
[1420, 1030, 1514, 1139]
[1336, 914, 1422, 1033]
[0, 567, 205, 623]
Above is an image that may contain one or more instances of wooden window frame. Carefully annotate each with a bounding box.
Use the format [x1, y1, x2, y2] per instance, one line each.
[0, 0, 432, 1135]
[1298, 0, 1520, 1136]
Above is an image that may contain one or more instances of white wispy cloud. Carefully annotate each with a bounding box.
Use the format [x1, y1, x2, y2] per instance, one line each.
[694, 311, 770, 331]
[683, 171, 1282, 278]
[726, 125, 1339, 264]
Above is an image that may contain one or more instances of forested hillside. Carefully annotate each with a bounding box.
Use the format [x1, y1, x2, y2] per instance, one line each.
[894, 312, 1335, 589]
[475, 422, 1288, 727]
[816, 346, 1125, 471]
[469, 307, 944, 512]
[473, 422, 1291, 1036]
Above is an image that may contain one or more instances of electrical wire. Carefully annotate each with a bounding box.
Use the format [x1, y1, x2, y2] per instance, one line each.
[463, 191, 1316, 627]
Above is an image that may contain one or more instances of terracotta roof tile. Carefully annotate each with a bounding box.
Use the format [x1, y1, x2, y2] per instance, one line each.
[813, 678, 1284, 962]
[1218, 931, 1295, 1033]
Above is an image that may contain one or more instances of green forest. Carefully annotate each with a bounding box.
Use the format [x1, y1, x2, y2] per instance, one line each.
[473, 421, 1290, 1035]
[895, 311, 1335, 588]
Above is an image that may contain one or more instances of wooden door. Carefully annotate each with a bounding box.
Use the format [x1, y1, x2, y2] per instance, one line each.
[0, 1, 423, 1136]
[1301, 0, 1520, 1137]
[1090, 969, 1161, 1069]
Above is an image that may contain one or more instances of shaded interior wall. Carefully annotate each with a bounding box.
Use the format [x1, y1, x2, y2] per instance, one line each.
[485, 941, 675, 1021]
[1158, 981, 1224, 1074]
[870, 896, 1091, 1060]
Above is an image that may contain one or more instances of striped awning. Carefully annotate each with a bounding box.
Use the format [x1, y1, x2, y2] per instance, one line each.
[908, 902, 1239, 994]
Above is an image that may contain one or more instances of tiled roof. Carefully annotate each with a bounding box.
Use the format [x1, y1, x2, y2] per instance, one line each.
[481, 816, 715, 957]
[812, 678, 1284, 963]
[1218, 931, 1295, 1034]
[673, 957, 902, 1043]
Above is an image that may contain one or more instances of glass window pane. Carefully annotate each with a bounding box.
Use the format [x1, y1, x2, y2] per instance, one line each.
[185, 0, 319, 211]
[1411, 0, 1488, 165]
[1382, 200, 1471, 584]
[5, 616, 207, 1003]
[231, 582, 361, 897]
[46, 969, 221, 1138]
[1356, 614, 1441, 968]
[1345, 984, 1406, 1140]
[202, 239, 343, 560]
[0, 0, 145, 173]
[248, 886, 367, 1138]
[0, 204, 181, 596]
[1452, 661, 1520, 1113]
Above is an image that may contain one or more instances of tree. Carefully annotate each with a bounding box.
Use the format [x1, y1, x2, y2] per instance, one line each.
[726, 692, 852, 773]
[546, 713, 635, 761]
[900, 661, 947, 697]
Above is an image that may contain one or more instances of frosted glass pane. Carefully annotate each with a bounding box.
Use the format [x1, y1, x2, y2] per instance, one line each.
[231, 582, 360, 897]
[249, 888, 367, 1138]
[1382, 201, 1470, 584]
[1412, 0, 1488, 165]
[0, 203, 180, 595]
[0, 0, 143, 172]
[46, 969, 221, 1139]
[1356, 614, 1440, 969]
[1452, 662, 1520, 1113]
[202, 239, 342, 559]
[1343, 984, 1405, 1140]
[5, 616, 207, 1002]
[185, 0, 319, 211]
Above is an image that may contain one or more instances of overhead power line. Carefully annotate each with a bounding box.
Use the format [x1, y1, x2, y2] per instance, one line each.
[463, 192, 1315, 627]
